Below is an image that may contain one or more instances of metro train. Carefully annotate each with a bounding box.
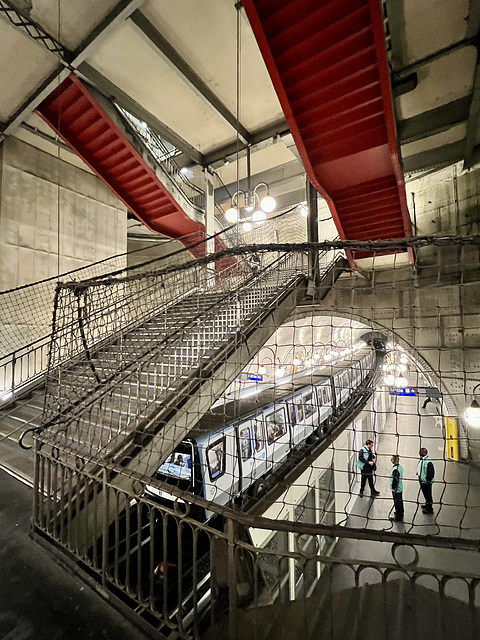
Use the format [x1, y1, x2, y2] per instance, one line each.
[146, 344, 381, 519]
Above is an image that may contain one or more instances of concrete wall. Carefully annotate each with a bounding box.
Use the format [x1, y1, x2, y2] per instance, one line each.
[0, 137, 127, 366]
[0, 137, 127, 291]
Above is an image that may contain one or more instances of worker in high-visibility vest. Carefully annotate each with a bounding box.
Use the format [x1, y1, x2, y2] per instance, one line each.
[389, 454, 404, 521]
[417, 447, 435, 514]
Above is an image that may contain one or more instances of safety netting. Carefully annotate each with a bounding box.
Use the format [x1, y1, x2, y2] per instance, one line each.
[29, 235, 480, 638]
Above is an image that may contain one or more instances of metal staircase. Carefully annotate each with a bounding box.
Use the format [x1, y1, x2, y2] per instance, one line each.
[35, 74, 208, 254]
[242, 0, 412, 260]
[35, 251, 309, 549]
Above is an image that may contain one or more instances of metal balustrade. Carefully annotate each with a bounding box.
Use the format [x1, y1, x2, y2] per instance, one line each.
[32, 452, 480, 640]
[40, 250, 308, 462]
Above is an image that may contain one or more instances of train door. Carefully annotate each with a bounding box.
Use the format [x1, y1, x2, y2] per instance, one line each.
[317, 382, 333, 427]
[264, 404, 290, 468]
[202, 427, 239, 508]
[251, 414, 269, 479]
[237, 420, 254, 493]
[300, 388, 319, 442]
[290, 394, 306, 446]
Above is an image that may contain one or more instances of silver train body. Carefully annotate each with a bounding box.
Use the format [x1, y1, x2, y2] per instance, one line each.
[146, 346, 378, 519]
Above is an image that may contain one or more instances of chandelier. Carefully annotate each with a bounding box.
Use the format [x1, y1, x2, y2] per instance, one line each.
[224, 182, 276, 230]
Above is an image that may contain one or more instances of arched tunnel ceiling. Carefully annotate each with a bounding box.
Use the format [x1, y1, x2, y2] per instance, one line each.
[0, 0, 479, 233]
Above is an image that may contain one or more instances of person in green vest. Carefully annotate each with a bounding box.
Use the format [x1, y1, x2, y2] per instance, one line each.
[389, 454, 404, 521]
[356, 439, 380, 498]
[417, 447, 435, 514]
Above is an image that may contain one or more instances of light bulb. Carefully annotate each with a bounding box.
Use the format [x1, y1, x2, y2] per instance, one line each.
[245, 204, 254, 213]
[384, 374, 395, 386]
[225, 207, 238, 223]
[258, 365, 267, 375]
[242, 221, 253, 232]
[395, 376, 408, 387]
[293, 358, 300, 366]
[252, 209, 266, 224]
[400, 354, 408, 364]
[305, 359, 312, 367]
[260, 195, 276, 213]
[300, 205, 308, 217]
[465, 400, 480, 427]
[277, 366, 286, 378]
[314, 353, 320, 360]
[398, 364, 407, 373]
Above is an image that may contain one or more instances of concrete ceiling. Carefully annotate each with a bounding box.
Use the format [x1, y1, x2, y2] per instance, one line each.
[0, 0, 478, 228]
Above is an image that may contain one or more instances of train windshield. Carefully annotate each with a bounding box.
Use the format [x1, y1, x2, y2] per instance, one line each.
[157, 442, 193, 482]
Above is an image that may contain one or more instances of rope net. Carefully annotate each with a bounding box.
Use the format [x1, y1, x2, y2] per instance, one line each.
[30, 235, 480, 634]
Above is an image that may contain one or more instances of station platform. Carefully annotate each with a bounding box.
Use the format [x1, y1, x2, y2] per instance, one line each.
[342, 391, 480, 573]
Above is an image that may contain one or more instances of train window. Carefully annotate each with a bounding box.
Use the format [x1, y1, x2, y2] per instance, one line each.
[326, 386, 331, 404]
[253, 418, 265, 452]
[265, 407, 287, 445]
[238, 424, 252, 461]
[295, 398, 305, 423]
[158, 443, 193, 481]
[303, 391, 316, 418]
[206, 438, 226, 481]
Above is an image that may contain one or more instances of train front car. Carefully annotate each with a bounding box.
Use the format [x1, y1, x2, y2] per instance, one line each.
[145, 343, 383, 521]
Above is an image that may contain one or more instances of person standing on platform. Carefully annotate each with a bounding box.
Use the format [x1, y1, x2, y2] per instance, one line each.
[389, 455, 404, 521]
[417, 447, 435, 514]
[356, 439, 380, 498]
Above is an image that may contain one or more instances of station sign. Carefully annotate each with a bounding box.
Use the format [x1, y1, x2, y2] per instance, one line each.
[389, 387, 417, 396]
[241, 373, 264, 382]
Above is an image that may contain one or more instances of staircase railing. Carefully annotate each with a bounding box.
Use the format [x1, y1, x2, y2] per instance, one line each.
[0, 230, 229, 404]
[40, 248, 303, 437]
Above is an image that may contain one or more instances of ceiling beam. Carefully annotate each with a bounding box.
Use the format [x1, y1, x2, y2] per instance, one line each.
[0, 0, 144, 142]
[395, 36, 478, 79]
[77, 62, 204, 166]
[214, 160, 305, 203]
[204, 119, 289, 167]
[129, 9, 252, 145]
[403, 141, 465, 173]
[398, 96, 472, 144]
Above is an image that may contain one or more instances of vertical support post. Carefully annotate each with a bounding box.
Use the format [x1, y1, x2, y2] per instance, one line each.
[11, 352, 16, 396]
[306, 178, 319, 295]
[102, 468, 109, 589]
[227, 517, 238, 640]
[205, 168, 216, 288]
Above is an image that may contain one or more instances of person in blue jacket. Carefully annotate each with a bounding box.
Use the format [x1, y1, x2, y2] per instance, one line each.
[356, 439, 380, 498]
[389, 454, 404, 521]
[417, 447, 435, 514]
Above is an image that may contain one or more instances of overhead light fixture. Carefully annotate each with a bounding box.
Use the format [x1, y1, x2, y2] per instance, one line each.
[260, 194, 276, 213]
[277, 366, 286, 378]
[252, 209, 266, 224]
[225, 182, 276, 225]
[384, 374, 395, 386]
[225, 207, 238, 223]
[258, 365, 267, 375]
[464, 383, 480, 427]
[242, 221, 253, 232]
[395, 376, 408, 388]
[299, 204, 308, 218]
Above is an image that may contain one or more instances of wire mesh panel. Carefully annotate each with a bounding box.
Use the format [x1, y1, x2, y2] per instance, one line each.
[32, 237, 480, 639]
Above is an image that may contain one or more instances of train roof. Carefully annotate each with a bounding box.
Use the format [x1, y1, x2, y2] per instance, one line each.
[189, 346, 376, 439]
